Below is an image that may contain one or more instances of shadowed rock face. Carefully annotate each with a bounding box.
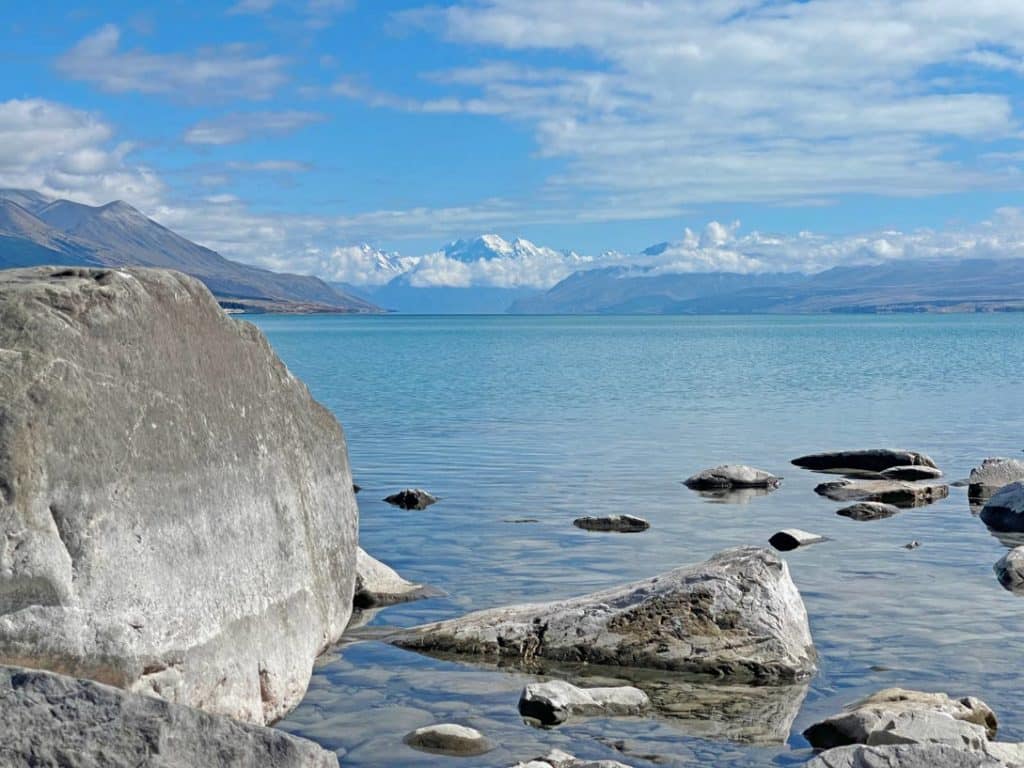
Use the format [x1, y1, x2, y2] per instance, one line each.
[389, 547, 816, 683]
[0, 665, 339, 768]
[354, 549, 432, 608]
[0, 267, 358, 724]
[792, 450, 936, 474]
[970, 459, 1024, 501]
[981, 483, 1024, 532]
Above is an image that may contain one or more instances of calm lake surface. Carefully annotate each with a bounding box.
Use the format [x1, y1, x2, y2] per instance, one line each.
[253, 314, 1024, 767]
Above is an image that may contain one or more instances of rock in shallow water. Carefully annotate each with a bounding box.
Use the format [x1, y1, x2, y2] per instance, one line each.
[389, 547, 816, 682]
[384, 488, 438, 510]
[769, 529, 825, 552]
[509, 749, 633, 768]
[683, 465, 782, 490]
[837, 502, 901, 521]
[970, 459, 1024, 501]
[994, 547, 1024, 593]
[518, 679, 650, 725]
[980, 483, 1024, 532]
[804, 744, 1010, 768]
[354, 548, 431, 608]
[814, 479, 949, 507]
[0, 267, 357, 724]
[881, 465, 944, 481]
[573, 515, 650, 533]
[404, 723, 492, 756]
[792, 450, 937, 474]
[0, 665, 338, 768]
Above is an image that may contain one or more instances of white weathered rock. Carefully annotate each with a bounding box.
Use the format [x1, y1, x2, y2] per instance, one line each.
[994, 547, 1024, 592]
[814, 479, 949, 507]
[981, 483, 1024, 532]
[354, 548, 428, 608]
[792, 450, 937, 474]
[0, 267, 358, 724]
[518, 679, 650, 725]
[970, 459, 1024, 499]
[836, 502, 901, 521]
[573, 515, 650, 533]
[404, 723, 492, 756]
[509, 749, 633, 768]
[769, 529, 825, 552]
[881, 465, 944, 481]
[390, 547, 816, 682]
[684, 465, 782, 490]
[804, 744, 1010, 768]
[0, 665, 338, 768]
[864, 710, 989, 750]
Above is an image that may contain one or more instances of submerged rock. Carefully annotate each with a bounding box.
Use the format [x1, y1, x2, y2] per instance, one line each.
[814, 479, 949, 507]
[389, 547, 816, 682]
[384, 488, 438, 510]
[792, 450, 937, 474]
[404, 723, 492, 756]
[518, 679, 650, 726]
[970, 459, 1024, 501]
[573, 515, 650, 533]
[769, 529, 825, 552]
[881, 465, 944, 481]
[0, 665, 338, 768]
[980, 483, 1024, 532]
[837, 502, 901, 521]
[684, 465, 782, 490]
[994, 547, 1024, 593]
[509, 749, 633, 768]
[354, 548, 430, 609]
[0, 268, 357, 724]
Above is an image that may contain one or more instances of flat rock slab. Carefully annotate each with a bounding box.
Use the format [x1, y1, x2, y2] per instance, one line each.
[384, 488, 438, 510]
[881, 466, 944, 481]
[970, 459, 1024, 500]
[404, 723, 492, 756]
[354, 549, 433, 609]
[814, 479, 949, 507]
[981, 483, 1024, 532]
[389, 547, 816, 682]
[0, 665, 338, 768]
[792, 450, 936, 474]
[769, 529, 825, 552]
[684, 465, 782, 490]
[837, 502, 901, 521]
[573, 515, 650, 533]
[994, 547, 1024, 593]
[519, 680, 650, 726]
[804, 744, 1010, 768]
[0, 267, 357, 724]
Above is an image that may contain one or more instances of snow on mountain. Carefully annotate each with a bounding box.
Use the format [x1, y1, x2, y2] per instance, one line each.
[317, 243, 411, 286]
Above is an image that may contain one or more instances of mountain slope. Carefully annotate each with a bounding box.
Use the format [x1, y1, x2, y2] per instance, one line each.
[0, 191, 379, 313]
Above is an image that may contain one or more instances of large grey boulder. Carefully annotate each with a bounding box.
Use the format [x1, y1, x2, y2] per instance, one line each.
[804, 744, 1011, 768]
[390, 547, 816, 681]
[0, 267, 358, 724]
[792, 450, 936, 474]
[354, 548, 429, 609]
[684, 465, 781, 490]
[518, 679, 650, 725]
[0, 665, 338, 768]
[994, 547, 1024, 592]
[814, 479, 949, 507]
[970, 459, 1024, 500]
[981, 483, 1024, 532]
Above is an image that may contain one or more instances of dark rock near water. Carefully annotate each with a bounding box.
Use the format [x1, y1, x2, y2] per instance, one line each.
[980, 483, 1024, 532]
[769, 529, 825, 552]
[814, 479, 949, 507]
[684, 464, 782, 490]
[0, 267, 358, 724]
[970, 459, 1024, 500]
[354, 548, 432, 609]
[837, 502, 901, 521]
[994, 547, 1024, 593]
[573, 515, 650, 533]
[518, 679, 650, 725]
[793, 450, 937, 474]
[353, 483, 362, 493]
[881, 465, 944, 481]
[0, 665, 338, 768]
[389, 547, 816, 681]
[904, 541, 922, 550]
[384, 488, 438, 510]
[404, 723, 492, 756]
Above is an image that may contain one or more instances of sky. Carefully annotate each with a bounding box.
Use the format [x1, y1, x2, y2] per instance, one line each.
[3, 0, 1024, 288]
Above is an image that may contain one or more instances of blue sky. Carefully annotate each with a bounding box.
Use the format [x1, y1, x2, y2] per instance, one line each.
[3, 1, 1024, 287]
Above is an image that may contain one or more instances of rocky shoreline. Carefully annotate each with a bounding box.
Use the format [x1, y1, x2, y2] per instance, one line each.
[2, 266, 1024, 766]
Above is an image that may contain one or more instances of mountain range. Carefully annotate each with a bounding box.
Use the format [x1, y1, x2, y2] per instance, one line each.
[0, 190, 379, 314]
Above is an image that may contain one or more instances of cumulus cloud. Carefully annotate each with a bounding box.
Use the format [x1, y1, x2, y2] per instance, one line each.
[57, 25, 288, 101]
[183, 111, 325, 145]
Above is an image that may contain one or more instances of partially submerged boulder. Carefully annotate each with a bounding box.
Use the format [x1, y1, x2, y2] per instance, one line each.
[881, 466, 943, 481]
[0, 267, 358, 724]
[837, 502, 901, 521]
[354, 548, 430, 608]
[510, 749, 633, 768]
[814, 479, 949, 507]
[980, 483, 1024, 532]
[404, 723, 492, 756]
[804, 744, 1010, 768]
[684, 465, 782, 490]
[792, 450, 936, 474]
[0, 665, 338, 768]
[573, 515, 650, 533]
[389, 547, 816, 682]
[970, 459, 1024, 500]
[518, 679, 650, 725]
[994, 547, 1024, 593]
[769, 529, 825, 552]
[384, 488, 438, 510]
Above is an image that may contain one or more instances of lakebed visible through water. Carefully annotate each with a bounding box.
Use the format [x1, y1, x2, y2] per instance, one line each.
[252, 314, 1024, 767]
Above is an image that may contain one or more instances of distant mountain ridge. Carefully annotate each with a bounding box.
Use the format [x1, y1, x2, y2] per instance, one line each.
[0, 190, 380, 314]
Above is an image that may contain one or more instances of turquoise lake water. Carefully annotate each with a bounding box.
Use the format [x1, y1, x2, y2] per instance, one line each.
[252, 314, 1024, 767]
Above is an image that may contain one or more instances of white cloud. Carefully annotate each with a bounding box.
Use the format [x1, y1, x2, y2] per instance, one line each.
[183, 111, 325, 145]
[226, 160, 311, 172]
[57, 25, 289, 101]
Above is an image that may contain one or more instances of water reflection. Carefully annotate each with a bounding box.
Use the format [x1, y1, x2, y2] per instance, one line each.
[694, 487, 776, 504]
